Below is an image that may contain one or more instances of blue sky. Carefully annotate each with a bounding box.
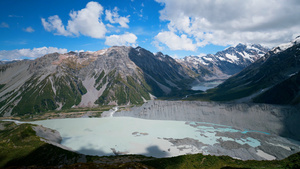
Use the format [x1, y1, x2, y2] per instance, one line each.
[1, 0, 300, 60]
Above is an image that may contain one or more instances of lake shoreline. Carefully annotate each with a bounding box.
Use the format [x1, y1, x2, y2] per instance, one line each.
[2, 100, 300, 161]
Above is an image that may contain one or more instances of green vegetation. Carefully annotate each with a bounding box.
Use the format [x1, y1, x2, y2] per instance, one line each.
[8, 106, 113, 121]
[142, 153, 300, 169]
[96, 75, 107, 90]
[77, 80, 87, 95]
[127, 76, 151, 100]
[112, 74, 146, 105]
[95, 69, 152, 105]
[53, 106, 112, 113]
[12, 76, 57, 116]
[11, 74, 86, 116]
[95, 70, 105, 84]
[57, 76, 81, 109]
[0, 84, 5, 91]
[210, 85, 261, 101]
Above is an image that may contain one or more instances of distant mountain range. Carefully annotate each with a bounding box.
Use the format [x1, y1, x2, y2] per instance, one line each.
[0, 60, 19, 65]
[0, 46, 195, 116]
[210, 36, 300, 104]
[177, 44, 269, 81]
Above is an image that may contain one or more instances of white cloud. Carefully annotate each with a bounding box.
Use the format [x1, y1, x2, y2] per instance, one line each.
[198, 53, 207, 57]
[152, 41, 164, 51]
[41, 1, 106, 38]
[155, 0, 300, 47]
[105, 7, 130, 28]
[23, 26, 35, 33]
[106, 23, 114, 28]
[0, 47, 67, 61]
[170, 54, 179, 59]
[67, 1, 106, 38]
[0, 22, 9, 28]
[41, 15, 72, 36]
[74, 50, 85, 53]
[154, 31, 197, 51]
[105, 32, 137, 46]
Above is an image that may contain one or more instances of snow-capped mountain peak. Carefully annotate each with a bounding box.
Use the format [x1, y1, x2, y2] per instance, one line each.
[178, 43, 269, 80]
[272, 35, 300, 54]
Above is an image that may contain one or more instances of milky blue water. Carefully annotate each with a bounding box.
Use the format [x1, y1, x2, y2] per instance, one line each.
[192, 81, 223, 91]
[29, 117, 267, 157]
[241, 130, 270, 135]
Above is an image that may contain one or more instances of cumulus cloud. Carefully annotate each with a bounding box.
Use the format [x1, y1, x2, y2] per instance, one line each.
[105, 7, 130, 28]
[42, 15, 73, 36]
[155, 0, 300, 48]
[0, 22, 9, 28]
[23, 26, 35, 33]
[41, 1, 106, 38]
[105, 32, 137, 46]
[154, 31, 197, 51]
[0, 47, 67, 61]
[67, 1, 106, 38]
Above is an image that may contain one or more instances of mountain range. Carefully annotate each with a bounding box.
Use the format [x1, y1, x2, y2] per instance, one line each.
[1, 36, 300, 117]
[210, 36, 300, 104]
[177, 44, 269, 81]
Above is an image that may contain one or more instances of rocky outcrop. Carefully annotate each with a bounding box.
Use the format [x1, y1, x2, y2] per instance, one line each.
[32, 125, 62, 144]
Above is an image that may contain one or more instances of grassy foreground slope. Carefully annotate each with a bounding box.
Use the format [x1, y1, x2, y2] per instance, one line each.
[1, 121, 300, 168]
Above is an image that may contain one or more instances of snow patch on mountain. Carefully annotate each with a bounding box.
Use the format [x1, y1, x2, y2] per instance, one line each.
[225, 53, 239, 63]
[272, 36, 300, 54]
[202, 57, 213, 62]
[94, 49, 108, 56]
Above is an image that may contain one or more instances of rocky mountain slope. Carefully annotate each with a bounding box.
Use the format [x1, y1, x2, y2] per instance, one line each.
[177, 44, 269, 81]
[210, 36, 300, 104]
[0, 46, 194, 116]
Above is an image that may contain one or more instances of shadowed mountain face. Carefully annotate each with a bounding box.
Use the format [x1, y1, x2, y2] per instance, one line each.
[253, 71, 300, 104]
[0, 46, 194, 116]
[211, 36, 300, 104]
[177, 44, 269, 81]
